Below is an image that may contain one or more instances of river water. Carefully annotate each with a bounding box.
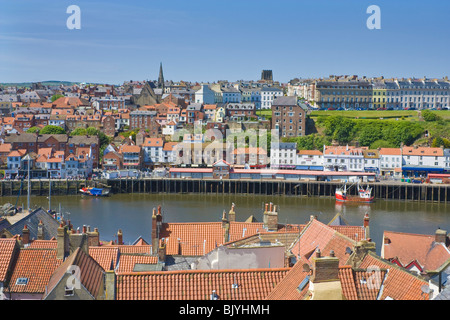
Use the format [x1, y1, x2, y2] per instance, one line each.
[4, 193, 449, 255]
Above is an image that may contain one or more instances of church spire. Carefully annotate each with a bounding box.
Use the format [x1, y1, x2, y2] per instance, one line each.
[158, 62, 164, 90]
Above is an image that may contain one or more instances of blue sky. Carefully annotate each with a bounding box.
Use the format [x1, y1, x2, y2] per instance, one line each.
[0, 0, 449, 84]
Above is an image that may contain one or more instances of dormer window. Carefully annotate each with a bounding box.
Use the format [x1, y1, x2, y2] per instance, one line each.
[15, 277, 29, 285]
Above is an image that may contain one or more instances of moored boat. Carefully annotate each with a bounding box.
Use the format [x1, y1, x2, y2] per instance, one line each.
[79, 187, 110, 197]
[335, 182, 374, 203]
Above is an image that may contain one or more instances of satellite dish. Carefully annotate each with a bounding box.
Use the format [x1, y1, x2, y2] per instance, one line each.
[345, 247, 353, 255]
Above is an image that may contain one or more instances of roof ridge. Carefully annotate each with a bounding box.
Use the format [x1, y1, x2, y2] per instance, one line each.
[117, 267, 292, 276]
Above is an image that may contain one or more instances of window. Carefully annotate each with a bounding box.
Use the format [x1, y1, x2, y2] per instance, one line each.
[65, 286, 75, 297]
[16, 277, 29, 285]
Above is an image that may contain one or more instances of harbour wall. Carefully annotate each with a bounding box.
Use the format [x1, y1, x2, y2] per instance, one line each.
[1, 178, 448, 203]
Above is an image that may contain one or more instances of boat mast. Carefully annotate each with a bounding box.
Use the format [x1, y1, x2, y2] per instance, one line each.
[27, 157, 30, 212]
[48, 179, 51, 212]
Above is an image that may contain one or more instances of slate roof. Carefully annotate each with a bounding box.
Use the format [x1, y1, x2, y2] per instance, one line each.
[116, 268, 290, 300]
[6, 208, 60, 241]
[272, 96, 297, 106]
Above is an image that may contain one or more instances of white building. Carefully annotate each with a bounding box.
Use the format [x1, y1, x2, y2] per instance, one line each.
[261, 87, 283, 109]
[195, 84, 216, 104]
[402, 146, 444, 167]
[270, 142, 297, 168]
[396, 79, 450, 110]
[379, 148, 402, 178]
[296, 150, 324, 170]
[323, 145, 367, 172]
[142, 138, 164, 165]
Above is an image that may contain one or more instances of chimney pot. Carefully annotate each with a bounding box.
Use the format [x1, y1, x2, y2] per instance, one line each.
[330, 250, 335, 257]
[316, 249, 321, 258]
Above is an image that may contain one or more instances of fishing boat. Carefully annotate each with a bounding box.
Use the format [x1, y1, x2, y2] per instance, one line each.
[79, 187, 110, 197]
[335, 182, 374, 203]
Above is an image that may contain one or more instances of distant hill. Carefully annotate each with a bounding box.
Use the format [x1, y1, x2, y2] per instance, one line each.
[0, 81, 79, 88]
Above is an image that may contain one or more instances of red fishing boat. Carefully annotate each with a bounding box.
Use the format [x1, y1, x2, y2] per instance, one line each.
[335, 182, 374, 203]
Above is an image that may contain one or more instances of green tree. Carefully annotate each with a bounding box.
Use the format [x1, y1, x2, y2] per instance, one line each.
[27, 126, 40, 133]
[422, 109, 442, 122]
[370, 139, 395, 149]
[40, 125, 66, 135]
[50, 94, 64, 102]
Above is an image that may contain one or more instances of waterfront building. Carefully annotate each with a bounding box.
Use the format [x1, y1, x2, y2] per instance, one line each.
[261, 86, 283, 109]
[232, 147, 268, 168]
[119, 144, 143, 170]
[271, 96, 307, 138]
[323, 145, 367, 172]
[142, 137, 164, 167]
[379, 148, 402, 178]
[445, 149, 450, 172]
[363, 149, 381, 174]
[401, 146, 445, 177]
[296, 149, 324, 170]
[270, 142, 297, 169]
[102, 150, 123, 170]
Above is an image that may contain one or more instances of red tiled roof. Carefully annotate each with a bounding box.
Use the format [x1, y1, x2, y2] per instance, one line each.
[382, 230, 450, 272]
[45, 247, 104, 299]
[8, 248, 62, 294]
[0, 239, 17, 282]
[120, 145, 141, 153]
[0, 143, 12, 153]
[89, 246, 120, 271]
[142, 138, 163, 147]
[289, 219, 359, 266]
[26, 240, 57, 249]
[402, 146, 443, 157]
[116, 254, 158, 274]
[359, 252, 430, 300]
[116, 268, 290, 300]
[378, 148, 401, 155]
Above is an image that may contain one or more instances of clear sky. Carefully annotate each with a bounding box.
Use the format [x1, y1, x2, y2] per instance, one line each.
[0, 0, 449, 84]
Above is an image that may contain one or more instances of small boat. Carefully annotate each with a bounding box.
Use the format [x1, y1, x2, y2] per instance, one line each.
[335, 182, 374, 203]
[79, 187, 110, 197]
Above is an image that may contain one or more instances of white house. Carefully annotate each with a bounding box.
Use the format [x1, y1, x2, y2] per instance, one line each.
[195, 84, 215, 104]
[323, 145, 367, 172]
[379, 148, 402, 178]
[296, 150, 324, 170]
[142, 137, 164, 165]
[270, 142, 297, 168]
[261, 87, 283, 109]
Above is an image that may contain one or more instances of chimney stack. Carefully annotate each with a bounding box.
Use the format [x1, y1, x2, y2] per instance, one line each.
[56, 223, 69, 259]
[263, 203, 278, 232]
[22, 225, 30, 245]
[37, 220, 44, 240]
[228, 203, 236, 222]
[363, 213, 370, 239]
[222, 210, 230, 243]
[435, 229, 447, 244]
[309, 251, 343, 300]
[87, 227, 100, 247]
[105, 271, 116, 300]
[151, 208, 159, 255]
[117, 229, 123, 245]
[158, 238, 167, 262]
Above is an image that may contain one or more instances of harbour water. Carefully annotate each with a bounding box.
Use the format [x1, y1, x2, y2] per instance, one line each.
[4, 193, 449, 255]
